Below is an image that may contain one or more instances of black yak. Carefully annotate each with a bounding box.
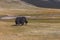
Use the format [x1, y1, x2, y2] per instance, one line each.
[15, 16, 28, 26]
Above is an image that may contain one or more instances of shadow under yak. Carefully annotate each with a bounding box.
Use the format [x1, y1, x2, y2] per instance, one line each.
[21, 0, 60, 9]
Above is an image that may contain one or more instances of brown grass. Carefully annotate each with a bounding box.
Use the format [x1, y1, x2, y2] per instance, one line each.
[0, 20, 60, 40]
[0, 8, 60, 40]
[0, 9, 60, 16]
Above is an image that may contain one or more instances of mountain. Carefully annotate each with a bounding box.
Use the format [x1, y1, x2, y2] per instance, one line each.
[0, 0, 38, 9]
[21, 0, 60, 9]
[0, 0, 60, 9]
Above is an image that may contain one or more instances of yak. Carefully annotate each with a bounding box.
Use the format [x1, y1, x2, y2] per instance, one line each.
[15, 16, 28, 26]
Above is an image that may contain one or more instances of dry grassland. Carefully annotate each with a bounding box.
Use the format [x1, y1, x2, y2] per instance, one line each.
[0, 20, 60, 40]
[0, 9, 60, 16]
[0, 9, 60, 40]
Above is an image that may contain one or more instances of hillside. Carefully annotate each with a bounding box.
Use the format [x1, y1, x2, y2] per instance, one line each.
[0, 0, 39, 9]
[21, 0, 60, 9]
[1, 0, 60, 9]
[0, 0, 60, 16]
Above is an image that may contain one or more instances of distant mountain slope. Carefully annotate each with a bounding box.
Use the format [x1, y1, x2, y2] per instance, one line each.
[21, 0, 60, 9]
[0, 0, 60, 9]
[0, 0, 38, 9]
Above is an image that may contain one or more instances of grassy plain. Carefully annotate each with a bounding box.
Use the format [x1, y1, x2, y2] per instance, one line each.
[0, 9, 60, 16]
[0, 9, 60, 40]
[0, 19, 60, 40]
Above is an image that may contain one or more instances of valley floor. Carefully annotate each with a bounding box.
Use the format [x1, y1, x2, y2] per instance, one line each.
[0, 21, 60, 40]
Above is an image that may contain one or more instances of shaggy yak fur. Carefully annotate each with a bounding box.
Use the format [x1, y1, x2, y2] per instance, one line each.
[15, 17, 28, 25]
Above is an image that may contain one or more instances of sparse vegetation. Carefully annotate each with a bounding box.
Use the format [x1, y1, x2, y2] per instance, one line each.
[0, 19, 60, 40]
[0, 8, 60, 40]
[0, 0, 60, 40]
[0, 9, 60, 16]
